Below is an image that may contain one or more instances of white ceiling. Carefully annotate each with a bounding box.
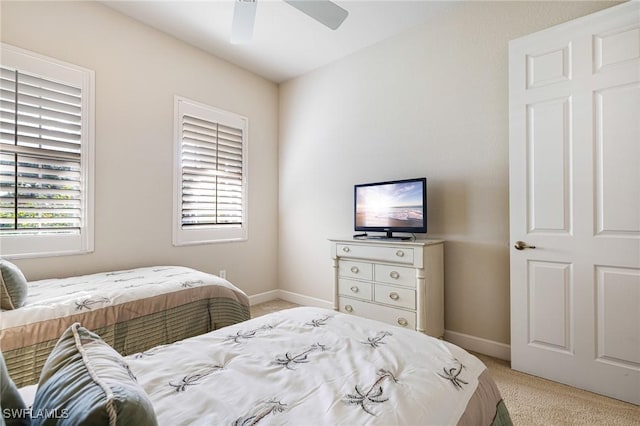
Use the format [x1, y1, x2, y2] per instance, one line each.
[103, 1, 460, 83]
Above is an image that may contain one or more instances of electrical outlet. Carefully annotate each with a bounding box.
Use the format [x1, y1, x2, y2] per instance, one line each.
[219, 270, 226, 279]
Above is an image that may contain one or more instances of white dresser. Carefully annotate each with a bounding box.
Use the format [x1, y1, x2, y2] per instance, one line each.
[329, 237, 444, 337]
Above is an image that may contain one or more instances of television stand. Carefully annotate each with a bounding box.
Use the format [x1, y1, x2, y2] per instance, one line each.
[329, 237, 445, 336]
[366, 235, 412, 241]
[360, 231, 412, 241]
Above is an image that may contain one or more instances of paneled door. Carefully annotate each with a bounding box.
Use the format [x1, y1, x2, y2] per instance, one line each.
[509, 2, 639, 404]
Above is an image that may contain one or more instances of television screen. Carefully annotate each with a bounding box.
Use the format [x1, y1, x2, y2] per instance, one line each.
[354, 177, 426, 237]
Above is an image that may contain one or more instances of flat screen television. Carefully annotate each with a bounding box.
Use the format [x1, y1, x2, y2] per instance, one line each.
[354, 177, 427, 240]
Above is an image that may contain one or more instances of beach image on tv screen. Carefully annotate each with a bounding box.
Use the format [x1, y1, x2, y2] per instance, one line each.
[355, 181, 424, 228]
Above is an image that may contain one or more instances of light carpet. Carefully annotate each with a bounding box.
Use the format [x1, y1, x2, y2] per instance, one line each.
[475, 353, 639, 425]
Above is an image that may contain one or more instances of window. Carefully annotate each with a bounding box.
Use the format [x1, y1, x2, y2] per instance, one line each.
[0, 44, 95, 258]
[173, 96, 248, 245]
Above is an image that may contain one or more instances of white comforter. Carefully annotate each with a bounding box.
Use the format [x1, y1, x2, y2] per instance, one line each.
[126, 307, 486, 425]
[0, 266, 242, 329]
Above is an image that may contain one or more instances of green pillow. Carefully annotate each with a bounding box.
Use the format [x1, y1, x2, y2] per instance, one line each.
[0, 259, 28, 310]
[31, 323, 157, 426]
[1, 351, 30, 425]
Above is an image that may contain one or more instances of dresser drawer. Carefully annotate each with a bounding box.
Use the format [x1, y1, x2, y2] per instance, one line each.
[374, 264, 415, 287]
[337, 244, 414, 265]
[338, 260, 373, 280]
[374, 284, 416, 310]
[338, 297, 416, 329]
[338, 278, 372, 301]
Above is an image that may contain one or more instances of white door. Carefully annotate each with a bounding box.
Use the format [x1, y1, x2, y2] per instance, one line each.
[509, 2, 639, 405]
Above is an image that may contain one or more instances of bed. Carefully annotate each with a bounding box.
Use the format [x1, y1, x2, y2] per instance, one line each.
[7, 306, 511, 425]
[0, 264, 250, 388]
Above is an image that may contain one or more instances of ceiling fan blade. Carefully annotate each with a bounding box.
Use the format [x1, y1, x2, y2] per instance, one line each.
[284, 1, 348, 30]
[231, 0, 257, 44]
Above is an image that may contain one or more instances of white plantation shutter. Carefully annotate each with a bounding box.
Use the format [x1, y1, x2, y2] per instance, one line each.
[0, 44, 94, 258]
[181, 116, 243, 226]
[174, 97, 247, 245]
[0, 67, 83, 232]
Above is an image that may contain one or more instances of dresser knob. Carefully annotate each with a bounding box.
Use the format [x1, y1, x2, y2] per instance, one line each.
[350, 266, 359, 274]
[345, 305, 354, 313]
[389, 271, 400, 279]
[396, 250, 405, 257]
[350, 286, 359, 293]
[342, 247, 351, 253]
[397, 318, 408, 326]
[389, 292, 400, 301]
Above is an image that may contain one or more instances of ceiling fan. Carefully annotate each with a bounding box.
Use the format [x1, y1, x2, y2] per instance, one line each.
[231, 0, 349, 44]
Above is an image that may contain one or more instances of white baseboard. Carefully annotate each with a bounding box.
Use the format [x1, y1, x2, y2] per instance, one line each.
[444, 330, 511, 361]
[248, 290, 280, 306]
[248, 289, 333, 310]
[276, 290, 333, 310]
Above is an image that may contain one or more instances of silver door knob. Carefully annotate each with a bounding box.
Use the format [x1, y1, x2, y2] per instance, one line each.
[514, 240, 536, 250]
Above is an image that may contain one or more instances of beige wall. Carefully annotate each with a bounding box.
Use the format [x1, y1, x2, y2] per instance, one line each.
[0, 1, 280, 297]
[278, 1, 618, 345]
[1, 0, 621, 347]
